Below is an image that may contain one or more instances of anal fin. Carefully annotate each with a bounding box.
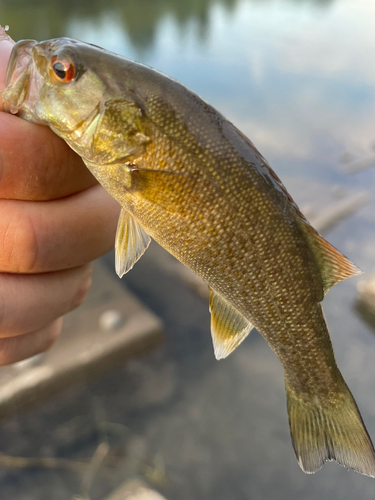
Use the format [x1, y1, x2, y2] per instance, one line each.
[115, 208, 151, 278]
[209, 287, 254, 359]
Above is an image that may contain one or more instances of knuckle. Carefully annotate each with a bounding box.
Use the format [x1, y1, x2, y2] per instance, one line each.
[0, 338, 14, 366]
[70, 265, 93, 311]
[1, 209, 40, 273]
[0, 274, 27, 335]
[39, 320, 62, 353]
[0, 319, 63, 366]
[0, 286, 5, 333]
[0, 335, 23, 366]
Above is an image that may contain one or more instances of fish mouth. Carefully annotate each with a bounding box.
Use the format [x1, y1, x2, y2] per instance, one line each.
[2, 40, 37, 112]
[2, 39, 48, 123]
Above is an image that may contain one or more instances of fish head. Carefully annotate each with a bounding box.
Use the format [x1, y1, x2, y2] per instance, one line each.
[2, 38, 149, 164]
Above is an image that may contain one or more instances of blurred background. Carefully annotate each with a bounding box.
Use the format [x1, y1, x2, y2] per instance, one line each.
[1, 0, 375, 498]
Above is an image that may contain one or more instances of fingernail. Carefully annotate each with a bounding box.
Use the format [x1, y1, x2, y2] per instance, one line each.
[0, 26, 15, 112]
[0, 25, 11, 42]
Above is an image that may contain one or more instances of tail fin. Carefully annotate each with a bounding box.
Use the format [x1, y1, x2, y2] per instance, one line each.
[286, 381, 375, 477]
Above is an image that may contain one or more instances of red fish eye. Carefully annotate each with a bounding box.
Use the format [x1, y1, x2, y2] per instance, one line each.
[51, 56, 76, 83]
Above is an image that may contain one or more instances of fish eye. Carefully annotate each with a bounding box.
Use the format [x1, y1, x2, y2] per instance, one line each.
[51, 55, 76, 83]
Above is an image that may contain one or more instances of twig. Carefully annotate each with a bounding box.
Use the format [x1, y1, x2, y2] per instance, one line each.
[79, 442, 110, 500]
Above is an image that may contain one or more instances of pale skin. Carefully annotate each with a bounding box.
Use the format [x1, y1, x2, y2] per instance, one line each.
[0, 35, 120, 365]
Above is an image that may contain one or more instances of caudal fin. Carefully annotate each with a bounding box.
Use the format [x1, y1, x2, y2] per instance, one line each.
[286, 381, 375, 477]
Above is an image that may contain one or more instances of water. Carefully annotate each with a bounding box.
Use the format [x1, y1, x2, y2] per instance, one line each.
[1, 0, 375, 498]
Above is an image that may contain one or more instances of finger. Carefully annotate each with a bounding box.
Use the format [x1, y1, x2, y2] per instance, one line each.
[0, 31, 14, 97]
[0, 264, 92, 337]
[0, 113, 98, 201]
[0, 184, 120, 274]
[0, 318, 63, 366]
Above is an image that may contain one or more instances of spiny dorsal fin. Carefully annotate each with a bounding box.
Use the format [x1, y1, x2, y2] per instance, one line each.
[115, 208, 151, 278]
[298, 218, 362, 294]
[209, 287, 254, 359]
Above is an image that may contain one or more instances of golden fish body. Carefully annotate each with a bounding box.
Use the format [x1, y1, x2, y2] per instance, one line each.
[3, 38, 375, 476]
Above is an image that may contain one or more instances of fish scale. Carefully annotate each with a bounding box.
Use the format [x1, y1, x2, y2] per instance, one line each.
[3, 36, 375, 477]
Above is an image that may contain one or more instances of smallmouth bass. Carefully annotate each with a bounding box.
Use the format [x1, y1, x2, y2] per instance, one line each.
[3, 38, 375, 476]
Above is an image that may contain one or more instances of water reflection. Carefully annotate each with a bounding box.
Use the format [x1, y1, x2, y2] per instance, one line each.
[1, 0, 238, 45]
[356, 301, 375, 333]
[2, 0, 334, 47]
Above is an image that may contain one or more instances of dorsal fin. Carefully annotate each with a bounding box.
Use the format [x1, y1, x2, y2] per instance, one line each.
[209, 287, 254, 359]
[115, 208, 151, 278]
[298, 218, 362, 294]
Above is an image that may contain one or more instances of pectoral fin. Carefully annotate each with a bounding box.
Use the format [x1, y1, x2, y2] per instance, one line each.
[115, 208, 151, 278]
[209, 287, 254, 359]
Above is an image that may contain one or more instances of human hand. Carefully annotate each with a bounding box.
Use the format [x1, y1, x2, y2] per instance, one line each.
[0, 32, 120, 365]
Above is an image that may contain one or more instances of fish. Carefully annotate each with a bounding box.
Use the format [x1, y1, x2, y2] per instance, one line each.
[3, 37, 375, 477]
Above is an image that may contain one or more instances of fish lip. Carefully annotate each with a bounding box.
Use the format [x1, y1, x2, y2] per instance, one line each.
[2, 39, 49, 123]
[2, 39, 37, 112]
[5, 39, 36, 87]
